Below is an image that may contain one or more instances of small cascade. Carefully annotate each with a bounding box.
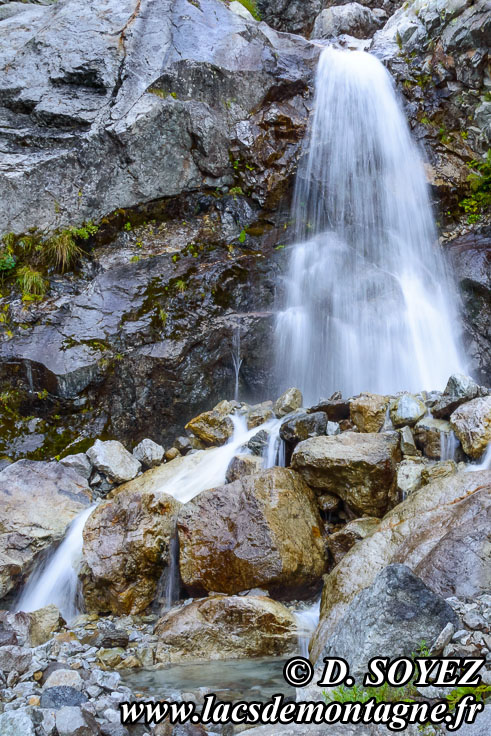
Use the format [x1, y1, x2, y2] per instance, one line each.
[263, 418, 287, 469]
[294, 599, 321, 658]
[16, 505, 96, 621]
[467, 443, 491, 471]
[164, 529, 181, 611]
[231, 325, 243, 402]
[158, 413, 281, 504]
[440, 429, 459, 461]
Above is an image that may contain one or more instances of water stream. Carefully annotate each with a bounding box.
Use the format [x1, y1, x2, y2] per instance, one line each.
[16, 505, 96, 621]
[275, 47, 465, 404]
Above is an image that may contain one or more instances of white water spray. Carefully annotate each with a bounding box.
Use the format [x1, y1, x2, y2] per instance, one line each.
[294, 599, 321, 658]
[16, 505, 96, 622]
[467, 443, 491, 471]
[276, 48, 465, 403]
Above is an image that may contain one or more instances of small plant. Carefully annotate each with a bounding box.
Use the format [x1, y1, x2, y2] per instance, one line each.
[0, 252, 16, 272]
[238, 228, 247, 243]
[16, 266, 47, 297]
[158, 308, 167, 325]
[45, 230, 82, 273]
[124, 222, 132, 231]
[236, 0, 261, 21]
[130, 255, 141, 263]
[229, 186, 244, 197]
[175, 279, 186, 293]
[1, 232, 16, 250]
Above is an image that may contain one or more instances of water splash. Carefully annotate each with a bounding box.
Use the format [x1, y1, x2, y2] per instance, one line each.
[275, 48, 465, 403]
[294, 599, 321, 658]
[16, 505, 96, 621]
[263, 417, 287, 469]
[467, 443, 491, 471]
[440, 429, 459, 461]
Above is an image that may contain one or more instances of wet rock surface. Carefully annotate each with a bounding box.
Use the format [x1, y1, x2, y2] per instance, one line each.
[291, 432, 401, 516]
[0, 460, 91, 599]
[178, 467, 326, 598]
[154, 595, 298, 662]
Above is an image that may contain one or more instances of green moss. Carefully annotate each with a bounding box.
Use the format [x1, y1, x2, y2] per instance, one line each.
[460, 150, 491, 224]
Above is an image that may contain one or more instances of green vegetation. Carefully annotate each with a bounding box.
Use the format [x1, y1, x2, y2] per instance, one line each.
[45, 230, 83, 273]
[460, 150, 491, 224]
[16, 266, 47, 298]
[223, 0, 261, 20]
[0, 220, 99, 300]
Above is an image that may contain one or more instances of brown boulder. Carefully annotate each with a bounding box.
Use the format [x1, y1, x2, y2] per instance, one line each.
[82, 489, 181, 614]
[154, 595, 297, 662]
[327, 518, 380, 566]
[178, 467, 326, 598]
[185, 400, 237, 447]
[291, 433, 401, 517]
[350, 393, 388, 433]
[450, 396, 491, 459]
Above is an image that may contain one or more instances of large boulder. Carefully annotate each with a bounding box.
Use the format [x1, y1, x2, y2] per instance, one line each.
[349, 393, 388, 433]
[1, 604, 64, 647]
[87, 439, 141, 483]
[185, 400, 237, 447]
[154, 595, 298, 662]
[81, 488, 181, 614]
[0, 460, 91, 600]
[178, 467, 326, 598]
[291, 433, 401, 517]
[432, 373, 481, 418]
[450, 395, 491, 459]
[313, 564, 459, 676]
[310, 469, 490, 663]
[389, 394, 426, 428]
[312, 2, 384, 40]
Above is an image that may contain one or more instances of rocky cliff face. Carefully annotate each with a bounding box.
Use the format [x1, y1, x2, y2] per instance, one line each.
[0, 0, 489, 455]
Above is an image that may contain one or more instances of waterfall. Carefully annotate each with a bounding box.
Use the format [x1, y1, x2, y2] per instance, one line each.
[263, 417, 287, 469]
[231, 325, 243, 402]
[164, 529, 181, 610]
[294, 599, 321, 658]
[440, 429, 459, 461]
[16, 505, 96, 622]
[275, 47, 465, 404]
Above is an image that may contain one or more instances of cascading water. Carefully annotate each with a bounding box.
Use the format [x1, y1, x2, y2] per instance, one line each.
[294, 599, 321, 658]
[16, 505, 96, 622]
[276, 47, 465, 403]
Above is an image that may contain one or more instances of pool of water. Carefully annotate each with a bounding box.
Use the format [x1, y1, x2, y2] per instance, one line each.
[120, 657, 295, 703]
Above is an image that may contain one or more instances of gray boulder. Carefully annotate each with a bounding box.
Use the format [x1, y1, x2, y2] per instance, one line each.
[313, 564, 459, 677]
[55, 706, 99, 736]
[87, 440, 141, 483]
[432, 373, 481, 418]
[40, 686, 88, 709]
[389, 393, 426, 427]
[132, 438, 164, 469]
[59, 453, 93, 480]
[312, 2, 383, 40]
[0, 644, 32, 674]
[279, 411, 327, 443]
[0, 710, 36, 736]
